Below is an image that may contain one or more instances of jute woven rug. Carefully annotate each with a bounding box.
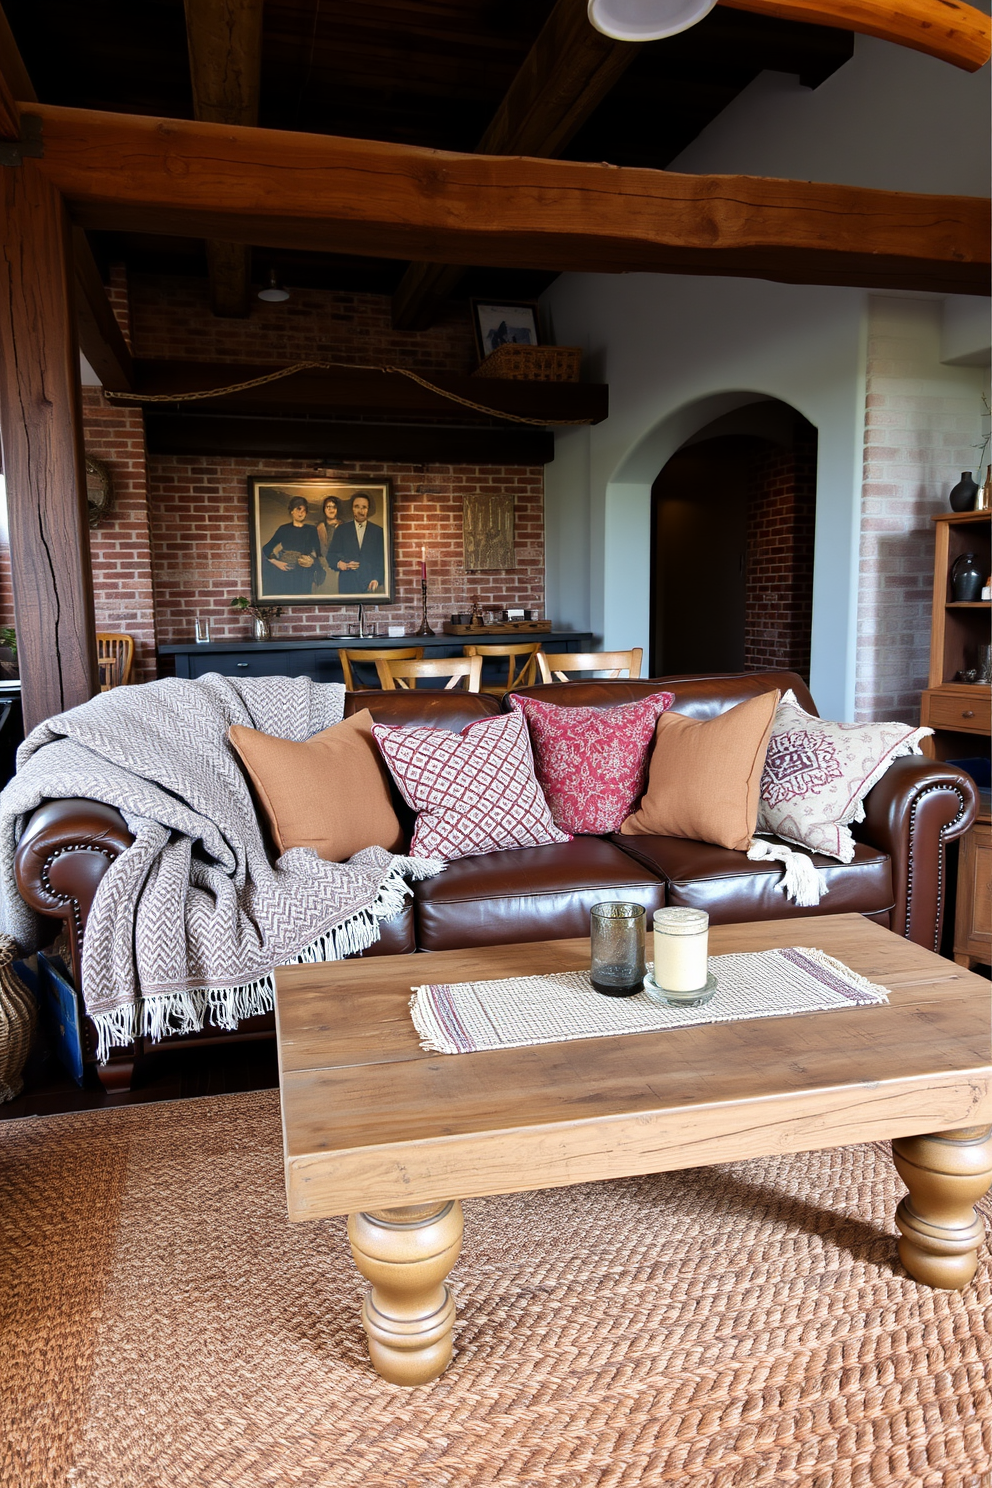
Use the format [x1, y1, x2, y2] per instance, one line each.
[1, 1091, 990, 1488]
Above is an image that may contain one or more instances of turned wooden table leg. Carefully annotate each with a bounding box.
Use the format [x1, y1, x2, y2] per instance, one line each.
[347, 1199, 463, 1386]
[892, 1126, 992, 1290]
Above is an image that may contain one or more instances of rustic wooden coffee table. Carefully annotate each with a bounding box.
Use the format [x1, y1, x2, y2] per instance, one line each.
[275, 914, 992, 1387]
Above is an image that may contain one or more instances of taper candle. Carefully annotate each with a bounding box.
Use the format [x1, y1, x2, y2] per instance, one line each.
[421, 546, 427, 580]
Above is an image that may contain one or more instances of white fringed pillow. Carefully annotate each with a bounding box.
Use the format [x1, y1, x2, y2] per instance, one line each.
[756, 690, 932, 863]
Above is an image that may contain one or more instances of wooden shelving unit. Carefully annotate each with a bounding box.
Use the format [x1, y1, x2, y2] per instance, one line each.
[921, 509, 991, 762]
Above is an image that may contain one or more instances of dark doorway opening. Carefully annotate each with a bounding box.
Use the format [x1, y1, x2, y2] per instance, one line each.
[650, 402, 817, 679]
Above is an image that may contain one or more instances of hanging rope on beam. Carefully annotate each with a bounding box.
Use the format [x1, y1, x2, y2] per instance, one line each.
[103, 360, 595, 426]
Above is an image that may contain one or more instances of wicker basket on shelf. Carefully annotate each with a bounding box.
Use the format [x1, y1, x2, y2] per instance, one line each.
[471, 345, 582, 382]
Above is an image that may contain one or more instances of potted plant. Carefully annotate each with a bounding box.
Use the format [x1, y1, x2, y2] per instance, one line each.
[230, 598, 282, 642]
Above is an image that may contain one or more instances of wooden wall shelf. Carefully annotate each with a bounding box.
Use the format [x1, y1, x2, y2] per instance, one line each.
[130, 360, 609, 426]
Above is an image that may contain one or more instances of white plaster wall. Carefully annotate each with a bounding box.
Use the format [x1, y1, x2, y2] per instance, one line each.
[665, 34, 990, 197]
[544, 274, 867, 720]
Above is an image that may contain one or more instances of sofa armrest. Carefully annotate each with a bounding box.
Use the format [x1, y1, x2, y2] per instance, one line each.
[854, 757, 977, 950]
[14, 799, 133, 989]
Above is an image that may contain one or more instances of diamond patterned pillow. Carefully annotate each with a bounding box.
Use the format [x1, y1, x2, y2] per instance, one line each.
[510, 691, 674, 834]
[372, 708, 570, 860]
[757, 689, 932, 863]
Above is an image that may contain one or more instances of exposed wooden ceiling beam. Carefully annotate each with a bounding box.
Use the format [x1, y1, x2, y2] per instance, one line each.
[721, 0, 990, 73]
[126, 358, 609, 424]
[33, 107, 990, 297]
[144, 415, 556, 466]
[72, 229, 134, 392]
[183, 0, 263, 317]
[393, 0, 638, 333]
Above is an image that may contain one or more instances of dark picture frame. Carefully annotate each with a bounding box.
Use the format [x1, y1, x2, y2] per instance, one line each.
[470, 299, 542, 362]
[248, 476, 394, 606]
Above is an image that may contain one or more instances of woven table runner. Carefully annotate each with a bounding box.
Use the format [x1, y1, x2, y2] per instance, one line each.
[410, 947, 889, 1055]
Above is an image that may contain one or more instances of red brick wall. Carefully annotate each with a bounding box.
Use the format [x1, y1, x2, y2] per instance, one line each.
[0, 272, 544, 680]
[83, 390, 159, 683]
[150, 456, 544, 643]
[744, 433, 817, 679]
[139, 275, 544, 654]
[855, 297, 987, 724]
[129, 274, 478, 374]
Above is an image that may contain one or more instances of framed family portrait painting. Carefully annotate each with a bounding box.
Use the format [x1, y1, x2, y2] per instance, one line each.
[248, 477, 394, 606]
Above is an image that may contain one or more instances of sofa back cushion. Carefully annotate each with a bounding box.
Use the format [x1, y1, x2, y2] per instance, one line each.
[508, 670, 815, 720]
[229, 709, 406, 861]
[620, 690, 780, 851]
[345, 688, 500, 732]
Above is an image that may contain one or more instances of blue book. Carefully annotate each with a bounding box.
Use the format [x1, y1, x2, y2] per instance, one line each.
[36, 951, 85, 1085]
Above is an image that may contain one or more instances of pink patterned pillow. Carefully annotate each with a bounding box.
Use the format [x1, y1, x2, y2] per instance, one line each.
[510, 691, 674, 835]
[757, 689, 932, 862]
[372, 708, 570, 861]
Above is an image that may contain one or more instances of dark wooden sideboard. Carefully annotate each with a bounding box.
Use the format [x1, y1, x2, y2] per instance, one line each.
[160, 631, 595, 687]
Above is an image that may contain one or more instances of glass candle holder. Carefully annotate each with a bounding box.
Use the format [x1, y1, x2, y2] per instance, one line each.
[646, 907, 717, 1007]
[590, 902, 646, 997]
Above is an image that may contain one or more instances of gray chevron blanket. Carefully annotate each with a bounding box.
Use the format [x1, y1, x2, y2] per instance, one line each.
[0, 674, 442, 1060]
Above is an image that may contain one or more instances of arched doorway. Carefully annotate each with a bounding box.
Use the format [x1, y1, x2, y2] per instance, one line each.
[650, 401, 817, 678]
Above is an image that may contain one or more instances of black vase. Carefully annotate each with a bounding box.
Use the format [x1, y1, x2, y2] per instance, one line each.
[950, 552, 984, 602]
[949, 471, 979, 512]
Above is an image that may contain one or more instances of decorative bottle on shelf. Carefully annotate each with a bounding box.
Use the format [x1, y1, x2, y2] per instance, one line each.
[950, 552, 984, 602]
[978, 464, 992, 511]
[948, 471, 980, 512]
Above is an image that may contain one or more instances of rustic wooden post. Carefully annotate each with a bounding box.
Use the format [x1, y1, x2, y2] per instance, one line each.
[0, 157, 99, 730]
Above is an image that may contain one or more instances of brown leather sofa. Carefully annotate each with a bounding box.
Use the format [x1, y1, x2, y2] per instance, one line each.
[14, 670, 977, 1091]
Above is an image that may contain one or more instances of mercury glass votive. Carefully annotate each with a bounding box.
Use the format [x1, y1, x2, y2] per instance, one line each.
[590, 902, 646, 997]
[646, 907, 717, 1007]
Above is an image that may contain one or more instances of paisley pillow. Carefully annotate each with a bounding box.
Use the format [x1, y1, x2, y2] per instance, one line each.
[511, 691, 674, 835]
[757, 690, 932, 862]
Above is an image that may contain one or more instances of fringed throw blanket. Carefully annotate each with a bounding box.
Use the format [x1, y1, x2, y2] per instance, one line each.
[0, 675, 443, 1060]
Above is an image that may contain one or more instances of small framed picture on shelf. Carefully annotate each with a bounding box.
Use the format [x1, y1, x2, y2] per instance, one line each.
[248, 476, 394, 606]
[470, 299, 542, 362]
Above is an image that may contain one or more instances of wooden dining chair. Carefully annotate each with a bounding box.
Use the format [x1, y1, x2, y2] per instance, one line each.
[462, 642, 543, 695]
[536, 648, 642, 684]
[375, 654, 483, 692]
[96, 632, 135, 690]
[338, 646, 423, 691]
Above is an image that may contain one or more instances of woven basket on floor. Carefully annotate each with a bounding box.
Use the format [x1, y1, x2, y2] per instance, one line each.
[0, 933, 36, 1102]
[472, 344, 582, 382]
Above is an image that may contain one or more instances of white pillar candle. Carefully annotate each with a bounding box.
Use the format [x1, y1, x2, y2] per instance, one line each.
[652, 907, 709, 991]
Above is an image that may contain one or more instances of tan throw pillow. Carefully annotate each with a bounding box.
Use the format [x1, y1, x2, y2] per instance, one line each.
[619, 690, 780, 851]
[229, 709, 405, 862]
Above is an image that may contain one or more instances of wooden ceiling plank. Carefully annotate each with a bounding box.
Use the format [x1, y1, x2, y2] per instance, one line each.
[720, 0, 991, 73]
[393, 0, 638, 332]
[72, 228, 134, 392]
[33, 107, 990, 297]
[183, 0, 263, 317]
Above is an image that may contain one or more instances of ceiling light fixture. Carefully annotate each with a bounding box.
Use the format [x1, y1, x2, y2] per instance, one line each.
[257, 267, 290, 303]
[587, 0, 717, 41]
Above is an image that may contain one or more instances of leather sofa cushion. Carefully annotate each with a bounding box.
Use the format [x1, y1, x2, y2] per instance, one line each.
[611, 834, 893, 925]
[360, 901, 417, 956]
[414, 837, 667, 951]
